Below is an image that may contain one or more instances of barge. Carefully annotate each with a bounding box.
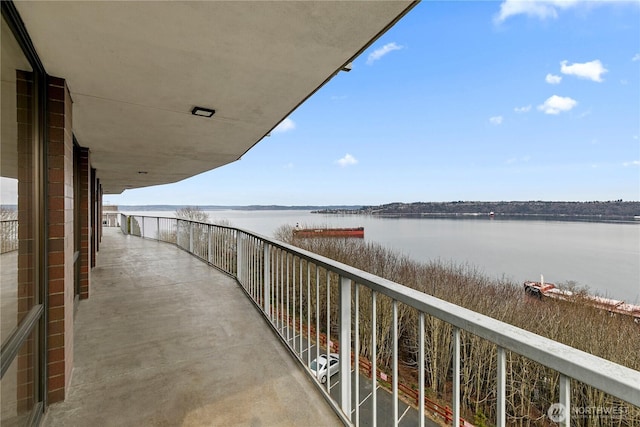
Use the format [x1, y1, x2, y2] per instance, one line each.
[524, 276, 640, 322]
[293, 226, 364, 238]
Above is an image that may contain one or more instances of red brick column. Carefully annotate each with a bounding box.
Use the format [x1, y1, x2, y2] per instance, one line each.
[46, 76, 74, 403]
[90, 168, 97, 268]
[78, 147, 91, 299]
[98, 183, 103, 246]
[16, 70, 36, 412]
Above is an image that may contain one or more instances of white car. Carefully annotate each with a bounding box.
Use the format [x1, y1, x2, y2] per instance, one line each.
[310, 353, 340, 384]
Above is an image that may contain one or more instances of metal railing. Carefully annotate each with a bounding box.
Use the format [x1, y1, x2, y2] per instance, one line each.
[120, 214, 640, 427]
[1, 219, 18, 254]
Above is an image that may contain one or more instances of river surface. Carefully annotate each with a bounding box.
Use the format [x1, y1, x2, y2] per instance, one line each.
[122, 209, 640, 303]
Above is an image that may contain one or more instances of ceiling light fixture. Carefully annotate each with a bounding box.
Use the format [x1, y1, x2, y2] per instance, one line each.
[191, 106, 216, 118]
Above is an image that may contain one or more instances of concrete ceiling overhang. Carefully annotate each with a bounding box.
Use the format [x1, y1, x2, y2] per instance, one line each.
[14, 1, 416, 194]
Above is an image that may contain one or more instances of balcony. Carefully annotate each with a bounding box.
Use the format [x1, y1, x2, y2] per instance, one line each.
[41, 228, 341, 426]
[40, 216, 640, 427]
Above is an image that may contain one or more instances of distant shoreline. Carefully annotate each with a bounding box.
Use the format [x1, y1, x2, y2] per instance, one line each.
[94, 201, 640, 224]
[321, 212, 639, 224]
[313, 201, 640, 224]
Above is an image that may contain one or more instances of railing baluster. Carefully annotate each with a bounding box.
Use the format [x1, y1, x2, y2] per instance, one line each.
[286, 253, 290, 344]
[236, 232, 242, 287]
[452, 327, 461, 427]
[292, 257, 297, 353]
[299, 258, 303, 356]
[315, 267, 320, 380]
[326, 271, 331, 393]
[372, 290, 377, 427]
[307, 262, 311, 368]
[339, 276, 352, 420]
[419, 312, 425, 427]
[263, 242, 270, 316]
[560, 374, 571, 427]
[497, 346, 506, 427]
[393, 299, 398, 427]
[355, 283, 360, 427]
[280, 250, 284, 333]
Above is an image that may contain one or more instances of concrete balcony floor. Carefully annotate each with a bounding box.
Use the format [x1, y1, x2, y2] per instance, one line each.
[43, 228, 340, 427]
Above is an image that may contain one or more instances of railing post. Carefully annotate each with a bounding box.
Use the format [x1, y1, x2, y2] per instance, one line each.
[263, 243, 270, 315]
[339, 275, 352, 419]
[497, 346, 506, 427]
[156, 217, 160, 241]
[189, 221, 194, 253]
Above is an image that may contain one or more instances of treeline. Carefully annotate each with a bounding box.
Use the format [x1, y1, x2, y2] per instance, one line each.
[317, 201, 640, 220]
[276, 225, 639, 426]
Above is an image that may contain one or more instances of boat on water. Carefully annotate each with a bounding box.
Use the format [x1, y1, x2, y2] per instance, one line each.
[293, 226, 364, 238]
[524, 276, 640, 322]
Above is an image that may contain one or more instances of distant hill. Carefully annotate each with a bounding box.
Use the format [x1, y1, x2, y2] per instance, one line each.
[117, 205, 363, 211]
[316, 201, 640, 222]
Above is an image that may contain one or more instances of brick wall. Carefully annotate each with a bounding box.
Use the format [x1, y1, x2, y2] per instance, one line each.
[46, 76, 74, 403]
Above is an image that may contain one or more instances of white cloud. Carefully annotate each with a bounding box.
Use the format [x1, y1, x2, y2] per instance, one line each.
[537, 95, 578, 114]
[514, 105, 532, 113]
[494, 0, 579, 23]
[366, 42, 404, 65]
[560, 60, 608, 82]
[272, 117, 296, 133]
[336, 153, 358, 167]
[489, 116, 504, 125]
[623, 160, 640, 167]
[494, 0, 633, 24]
[545, 73, 562, 84]
[633, 53, 640, 62]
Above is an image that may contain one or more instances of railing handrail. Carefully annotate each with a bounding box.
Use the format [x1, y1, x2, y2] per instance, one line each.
[121, 214, 640, 411]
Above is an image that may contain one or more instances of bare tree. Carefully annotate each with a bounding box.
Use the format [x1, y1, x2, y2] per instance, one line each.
[175, 206, 210, 223]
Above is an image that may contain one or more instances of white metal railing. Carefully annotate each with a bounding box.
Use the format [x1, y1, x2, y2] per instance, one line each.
[1, 219, 18, 254]
[120, 214, 640, 427]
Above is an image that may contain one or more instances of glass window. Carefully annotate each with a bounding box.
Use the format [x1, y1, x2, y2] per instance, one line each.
[1, 14, 36, 344]
[0, 327, 38, 425]
[1, 12, 41, 425]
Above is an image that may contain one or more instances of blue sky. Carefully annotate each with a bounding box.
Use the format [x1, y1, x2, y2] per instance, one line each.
[108, 0, 640, 206]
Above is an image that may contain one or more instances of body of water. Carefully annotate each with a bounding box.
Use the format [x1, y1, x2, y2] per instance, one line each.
[123, 209, 640, 303]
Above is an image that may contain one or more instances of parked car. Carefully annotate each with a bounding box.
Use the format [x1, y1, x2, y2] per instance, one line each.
[310, 353, 339, 384]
